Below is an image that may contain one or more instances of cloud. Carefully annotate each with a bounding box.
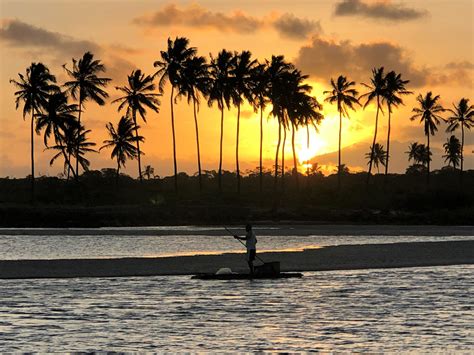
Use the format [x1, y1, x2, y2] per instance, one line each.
[0, 19, 100, 56]
[334, 0, 428, 21]
[295, 36, 429, 87]
[1, 19, 135, 82]
[132, 4, 321, 40]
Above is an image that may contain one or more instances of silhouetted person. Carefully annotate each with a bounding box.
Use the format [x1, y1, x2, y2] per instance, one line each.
[234, 224, 257, 274]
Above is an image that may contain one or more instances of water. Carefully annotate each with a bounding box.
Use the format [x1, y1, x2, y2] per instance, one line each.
[1, 265, 472, 352]
[1, 230, 473, 260]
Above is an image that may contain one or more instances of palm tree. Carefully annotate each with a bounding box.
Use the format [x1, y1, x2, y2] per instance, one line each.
[144, 165, 155, 180]
[406, 142, 431, 167]
[10, 62, 57, 200]
[113, 69, 161, 181]
[175, 55, 209, 191]
[360, 67, 386, 184]
[249, 62, 270, 193]
[382, 71, 411, 176]
[154, 37, 197, 191]
[266, 55, 294, 189]
[365, 143, 387, 173]
[35, 91, 78, 178]
[324, 75, 360, 190]
[231, 50, 257, 193]
[443, 135, 461, 169]
[410, 92, 445, 184]
[63, 52, 111, 178]
[445, 98, 474, 180]
[207, 49, 236, 191]
[100, 115, 143, 182]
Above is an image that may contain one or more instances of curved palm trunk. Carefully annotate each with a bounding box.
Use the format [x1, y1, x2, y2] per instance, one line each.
[274, 120, 282, 190]
[75, 94, 83, 181]
[170, 86, 178, 192]
[291, 123, 299, 190]
[385, 106, 392, 179]
[338, 110, 342, 191]
[460, 125, 464, 183]
[192, 98, 202, 191]
[281, 126, 287, 191]
[30, 111, 35, 203]
[367, 95, 380, 185]
[236, 102, 241, 194]
[259, 105, 263, 193]
[218, 105, 224, 192]
[132, 108, 143, 181]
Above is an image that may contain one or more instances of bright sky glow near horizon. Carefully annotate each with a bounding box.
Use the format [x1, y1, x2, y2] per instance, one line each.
[0, 0, 473, 178]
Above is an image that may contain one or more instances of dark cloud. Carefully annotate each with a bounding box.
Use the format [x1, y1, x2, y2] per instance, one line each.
[272, 13, 322, 39]
[0, 19, 99, 56]
[133, 4, 320, 40]
[295, 36, 429, 87]
[1, 19, 135, 82]
[334, 0, 428, 21]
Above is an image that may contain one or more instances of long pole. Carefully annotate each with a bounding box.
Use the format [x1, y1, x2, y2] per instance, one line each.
[224, 227, 265, 263]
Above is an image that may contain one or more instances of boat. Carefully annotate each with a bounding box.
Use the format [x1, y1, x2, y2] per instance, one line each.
[191, 272, 303, 280]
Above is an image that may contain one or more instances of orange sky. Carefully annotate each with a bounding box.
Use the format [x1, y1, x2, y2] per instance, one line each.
[0, 0, 473, 178]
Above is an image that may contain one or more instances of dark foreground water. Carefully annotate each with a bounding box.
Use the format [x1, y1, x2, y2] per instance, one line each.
[1, 265, 472, 352]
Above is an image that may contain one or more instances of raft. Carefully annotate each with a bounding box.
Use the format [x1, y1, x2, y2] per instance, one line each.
[191, 272, 303, 280]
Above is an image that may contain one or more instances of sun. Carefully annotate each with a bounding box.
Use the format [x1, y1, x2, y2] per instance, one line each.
[295, 129, 327, 172]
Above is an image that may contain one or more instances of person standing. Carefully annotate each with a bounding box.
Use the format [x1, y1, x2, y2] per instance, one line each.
[234, 224, 257, 274]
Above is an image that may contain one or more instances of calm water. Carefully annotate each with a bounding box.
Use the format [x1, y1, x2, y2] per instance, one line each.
[1, 265, 472, 352]
[1, 231, 473, 260]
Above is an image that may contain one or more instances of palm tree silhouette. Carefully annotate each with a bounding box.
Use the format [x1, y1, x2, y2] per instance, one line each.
[443, 135, 461, 169]
[266, 55, 294, 190]
[35, 91, 78, 178]
[406, 142, 431, 167]
[144, 165, 155, 180]
[360, 67, 386, 185]
[410, 92, 444, 184]
[382, 71, 411, 177]
[324, 75, 360, 190]
[249, 62, 270, 193]
[113, 70, 160, 181]
[445, 98, 474, 181]
[10, 62, 57, 201]
[365, 143, 387, 173]
[154, 37, 197, 192]
[101, 115, 143, 182]
[231, 50, 257, 193]
[207, 49, 236, 192]
[63, 52, 111, 179]
[176, 55, 209, 191]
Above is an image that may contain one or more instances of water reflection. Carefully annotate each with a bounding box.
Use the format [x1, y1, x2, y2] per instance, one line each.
[0, 265, 472, 351]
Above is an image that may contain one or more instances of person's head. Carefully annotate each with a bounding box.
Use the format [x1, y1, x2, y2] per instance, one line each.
[245, 223, 252, 232]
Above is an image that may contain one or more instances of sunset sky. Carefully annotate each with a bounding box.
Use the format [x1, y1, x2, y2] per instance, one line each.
[0, 0, 473, 178]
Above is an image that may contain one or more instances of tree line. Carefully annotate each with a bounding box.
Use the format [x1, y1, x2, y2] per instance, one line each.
[10, 37, 474, 201]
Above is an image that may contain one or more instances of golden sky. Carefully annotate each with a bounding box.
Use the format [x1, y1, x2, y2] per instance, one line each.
[0, 0, 473, 178]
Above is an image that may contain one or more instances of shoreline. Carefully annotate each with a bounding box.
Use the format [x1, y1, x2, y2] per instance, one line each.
[1, 240, 473, 279]
[1, 224, 473, 236]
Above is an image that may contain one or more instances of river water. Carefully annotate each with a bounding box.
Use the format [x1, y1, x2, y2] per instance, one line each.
[1, 265, 472, 352]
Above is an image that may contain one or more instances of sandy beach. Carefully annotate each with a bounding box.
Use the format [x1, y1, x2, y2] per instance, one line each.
[1, 240, 472, 279]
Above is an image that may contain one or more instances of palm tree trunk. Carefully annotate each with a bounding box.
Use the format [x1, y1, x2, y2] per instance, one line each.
[61, 147, 76, 178]
[274, 120, 282, 190]
[367, 95, 380, 185]
[192, 98, 202, 191]
[116, 160, 120, 186]
[259, 105, 263, 193]
[281, 126, 287, 191]
[30, 111, 35, 203]
[236, 102, 241, 194]
[133, 108, 143, 181]
[75, 95, 83, 181]
[338, 110, 342, 191]
[218, 105, 224, 192]
[385, 107, 391, 178]
[170, 86, 178, 192]
[67, 152, 71, 181]
[460, 125, 464, 183]
[427, 133, 430, 186]
[291, 123, 299, 190]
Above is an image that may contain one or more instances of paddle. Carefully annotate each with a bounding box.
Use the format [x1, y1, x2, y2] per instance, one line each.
[224, 226, 265, 263]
